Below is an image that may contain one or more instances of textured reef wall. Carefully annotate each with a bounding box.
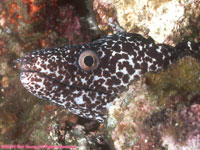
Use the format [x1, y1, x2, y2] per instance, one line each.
[0, 0, 200, 150]
[107, 57, 200, 150]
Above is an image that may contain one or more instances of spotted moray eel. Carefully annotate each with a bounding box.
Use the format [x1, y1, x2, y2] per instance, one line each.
[18, 32, 200, 122]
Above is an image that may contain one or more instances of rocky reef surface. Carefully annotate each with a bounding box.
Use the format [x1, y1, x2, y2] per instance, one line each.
[0, 0, 199, 150]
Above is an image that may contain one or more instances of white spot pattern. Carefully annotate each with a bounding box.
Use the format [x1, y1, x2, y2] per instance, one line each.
[18, 32, 200, 122]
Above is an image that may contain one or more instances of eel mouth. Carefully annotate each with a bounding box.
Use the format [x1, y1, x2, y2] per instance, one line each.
[18, 64, 112, 122]
[20, 70, 110, 95]
[16, 56, 111, 99]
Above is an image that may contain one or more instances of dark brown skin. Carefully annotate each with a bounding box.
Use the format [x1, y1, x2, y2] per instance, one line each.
[17, 32, 200, 122]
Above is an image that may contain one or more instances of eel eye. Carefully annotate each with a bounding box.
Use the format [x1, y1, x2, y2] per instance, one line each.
[78, 50, 99, 71]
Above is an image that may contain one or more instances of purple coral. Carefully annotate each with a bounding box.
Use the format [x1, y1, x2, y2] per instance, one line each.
[162, 102, 200, 149]
[179, 104, 200, 139]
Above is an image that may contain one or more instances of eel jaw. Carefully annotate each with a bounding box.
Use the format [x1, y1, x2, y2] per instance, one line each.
[19, 64, 113, 122]
[16, 51, 114, 122]
[20, 70, 112, 122]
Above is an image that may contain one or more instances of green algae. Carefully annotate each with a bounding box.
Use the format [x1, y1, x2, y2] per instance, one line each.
[106, 56, 200, 149]
[146, 56, 200, 106]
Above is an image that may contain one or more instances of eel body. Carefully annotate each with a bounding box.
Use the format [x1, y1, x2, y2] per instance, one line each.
[18, 32, 200, 122]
